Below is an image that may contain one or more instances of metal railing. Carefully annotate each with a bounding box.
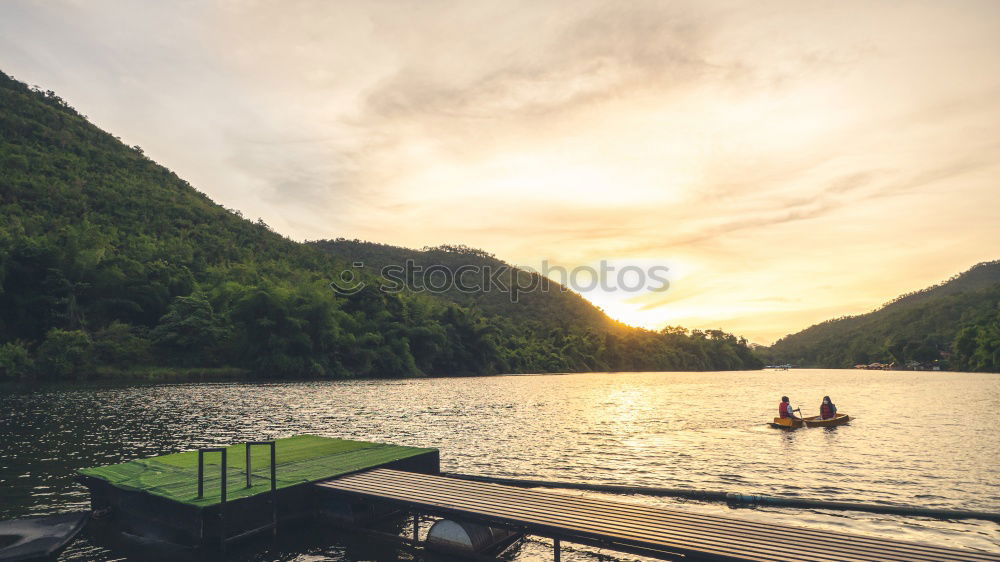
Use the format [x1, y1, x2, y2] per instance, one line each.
[245, 440, 278, 540]
[197, 440, 278, 552]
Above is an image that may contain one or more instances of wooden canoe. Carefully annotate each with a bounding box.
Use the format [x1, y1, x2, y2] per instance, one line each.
[770, 413, 850, 429]
[803, 413, 850, 427]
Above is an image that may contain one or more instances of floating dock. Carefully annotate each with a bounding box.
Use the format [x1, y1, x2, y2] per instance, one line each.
[77, 435, 439, 550]
[77, 436, 1000, 561]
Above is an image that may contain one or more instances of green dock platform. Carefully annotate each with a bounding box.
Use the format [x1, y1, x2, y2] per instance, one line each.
[80, 435, 436, 507]
[77, 435, 440, 549]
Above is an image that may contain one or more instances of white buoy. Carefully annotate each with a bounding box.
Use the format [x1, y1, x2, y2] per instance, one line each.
[425, 519, 517, 553]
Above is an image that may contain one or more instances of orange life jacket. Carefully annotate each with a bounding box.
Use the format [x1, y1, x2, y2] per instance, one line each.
[779, 402, 792, 418]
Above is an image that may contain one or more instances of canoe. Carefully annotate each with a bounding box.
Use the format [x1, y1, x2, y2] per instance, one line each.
[770, 413, 850, 429]
[0, 511, 88, 561]
[803, 413, 850, 428]
[770, 416, 803, 429]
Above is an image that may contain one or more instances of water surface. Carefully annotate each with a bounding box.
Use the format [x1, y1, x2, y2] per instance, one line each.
[1, 369, 998, 560]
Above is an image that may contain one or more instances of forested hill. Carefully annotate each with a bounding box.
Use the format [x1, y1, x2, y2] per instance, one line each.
[763, 261, 1000, 371]
[308, 239, 619, 331]
[0, 70, 761, 381]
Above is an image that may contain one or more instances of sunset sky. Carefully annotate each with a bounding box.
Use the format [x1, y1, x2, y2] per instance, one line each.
[2, 1, 999, 343]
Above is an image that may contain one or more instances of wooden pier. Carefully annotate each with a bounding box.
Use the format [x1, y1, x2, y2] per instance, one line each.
[317, 468, 1000, 562]
[77, 437, 999, 561]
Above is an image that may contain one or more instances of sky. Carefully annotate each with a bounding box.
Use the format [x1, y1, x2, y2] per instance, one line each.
[2, 0, 999, 343]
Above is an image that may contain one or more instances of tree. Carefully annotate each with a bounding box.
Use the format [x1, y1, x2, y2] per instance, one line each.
[36, 329, 93, 379]
[150, 294, 226, 365]
[0, 341, 33, 380]
[93, 321, 150, 366]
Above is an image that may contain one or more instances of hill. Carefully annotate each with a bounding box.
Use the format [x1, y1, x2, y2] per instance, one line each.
[308, 239, 619, 330]
[763, 261, 1000, 371]
[0, 70, 761, 380]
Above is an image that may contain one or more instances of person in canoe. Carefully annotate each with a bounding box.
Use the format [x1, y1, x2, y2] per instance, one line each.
[778, 396, 801, 420]
[819, 396, 838, 419]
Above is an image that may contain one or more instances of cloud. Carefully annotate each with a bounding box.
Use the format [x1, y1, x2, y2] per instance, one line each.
[361, 3, 712, 120]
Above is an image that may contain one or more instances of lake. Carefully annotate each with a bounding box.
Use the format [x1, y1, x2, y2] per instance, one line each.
[1, 369, 998, 560]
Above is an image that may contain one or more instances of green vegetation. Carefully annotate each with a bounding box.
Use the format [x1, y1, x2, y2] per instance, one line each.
[950, 304, 1000, 372]
[308, 240, 616, 330]
[79, 435, 435, 506]
[0, 70, 760, 381]
[762, 262, 1000, 371]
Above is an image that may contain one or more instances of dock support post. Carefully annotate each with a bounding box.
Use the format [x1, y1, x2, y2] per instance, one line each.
[198, 453, 204, 498]
[245, 441, 278, 538]
[220, 450, 227, 554]
[554, 538, 560, 562]
[196, 447, 228, 552]
[246, 443, 252, 488]
[270, 442, 276, 538]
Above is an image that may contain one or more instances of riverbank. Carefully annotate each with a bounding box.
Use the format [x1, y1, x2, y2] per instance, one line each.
[1, 364, 771, 386]
[92, 365, 251, 381]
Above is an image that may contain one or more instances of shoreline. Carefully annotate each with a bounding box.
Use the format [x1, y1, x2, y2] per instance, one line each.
[3, 366, 997, 394]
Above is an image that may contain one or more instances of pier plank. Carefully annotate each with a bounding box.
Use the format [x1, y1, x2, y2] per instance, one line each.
[317, 469, 1000, 562]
